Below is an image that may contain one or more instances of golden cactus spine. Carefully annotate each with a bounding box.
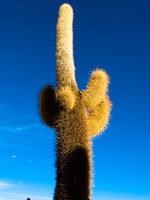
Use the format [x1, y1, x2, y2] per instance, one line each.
[39, 3, 112, 200]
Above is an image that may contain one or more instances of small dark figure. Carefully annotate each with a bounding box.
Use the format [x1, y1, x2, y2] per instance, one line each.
[27, 198, 30, 200]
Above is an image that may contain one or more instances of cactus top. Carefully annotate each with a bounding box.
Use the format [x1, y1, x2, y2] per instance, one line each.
[56, 4, 77, 91]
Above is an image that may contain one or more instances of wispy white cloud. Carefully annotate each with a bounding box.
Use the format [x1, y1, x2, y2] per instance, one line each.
[0, 123, 46, 135]
[0, 114, 54, 140]
[0, 179, 149, 200]
[0, 103, 55, 151]
[0, 104, 54, 166]
[11, 155, 17, 158]
[0, 190, 149, 200]
[0, 181, 17, 190]
[0, 191, 52, 200]
[0, 180, 52, 200]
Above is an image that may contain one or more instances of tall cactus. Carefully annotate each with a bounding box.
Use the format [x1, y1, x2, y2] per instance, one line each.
[40, 3, 112, 200]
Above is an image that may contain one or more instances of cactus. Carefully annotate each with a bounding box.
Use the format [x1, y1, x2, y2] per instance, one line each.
[39, 3, 112, 200]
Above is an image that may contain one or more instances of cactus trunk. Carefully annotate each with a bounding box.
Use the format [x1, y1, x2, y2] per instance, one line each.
[54, 97, 92, 199]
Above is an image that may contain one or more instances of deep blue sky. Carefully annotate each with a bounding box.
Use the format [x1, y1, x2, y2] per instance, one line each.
[0, 0, 149, 200]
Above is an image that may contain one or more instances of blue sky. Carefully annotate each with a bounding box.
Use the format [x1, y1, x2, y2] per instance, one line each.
[0, 0, 149, 199]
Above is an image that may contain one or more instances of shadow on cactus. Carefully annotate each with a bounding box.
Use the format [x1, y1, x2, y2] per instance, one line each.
[39, 3, 112, 200]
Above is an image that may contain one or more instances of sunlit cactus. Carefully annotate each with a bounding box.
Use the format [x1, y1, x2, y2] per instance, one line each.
[39, 3, 112, 200]
[82, 69, 112, 136]
[58, 86, 76, 110]
[82, 69, 109, 108]
[88, 96, 112, 136]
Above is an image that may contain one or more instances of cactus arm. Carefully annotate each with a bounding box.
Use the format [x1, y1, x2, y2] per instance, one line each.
[81, 69, 112, 136]
[40, 85, 57, 128]
[56, 4, 77, 91]
[88, 96, 112, 137]
[82, 69, 110, 108]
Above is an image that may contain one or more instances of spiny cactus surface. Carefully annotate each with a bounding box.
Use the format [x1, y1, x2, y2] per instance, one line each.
[40, 3, 112, 200]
